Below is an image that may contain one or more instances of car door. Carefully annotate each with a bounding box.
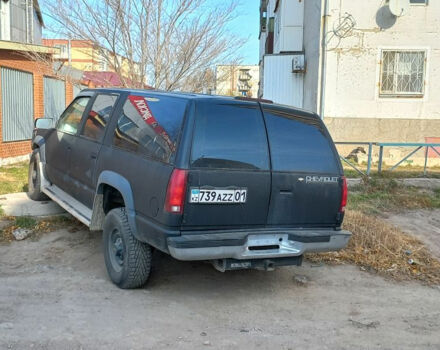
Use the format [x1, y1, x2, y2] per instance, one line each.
[44, 96, 92, 193]
[261, 104, 343, 227]
[182, 99, 271, 229]
[69, 93, 120, 208]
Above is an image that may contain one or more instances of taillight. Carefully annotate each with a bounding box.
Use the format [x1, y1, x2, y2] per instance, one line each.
[339, 176, 348, 213]
[164, 169, 188, 214]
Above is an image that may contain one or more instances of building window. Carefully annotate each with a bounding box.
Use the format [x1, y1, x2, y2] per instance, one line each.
[98, 60, 108, 71]
[410, 0, 428, 4]
[54, 44, 68, 55]
[380, 50, 426, 97]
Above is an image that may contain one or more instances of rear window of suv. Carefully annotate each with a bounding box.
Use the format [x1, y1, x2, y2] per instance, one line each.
[113, 94, 187, 163]
[262, 105, 339, 174]
[191, 101, 269, 170]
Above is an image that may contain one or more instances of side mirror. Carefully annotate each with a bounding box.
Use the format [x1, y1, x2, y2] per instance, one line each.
[35, 118, 54, 130]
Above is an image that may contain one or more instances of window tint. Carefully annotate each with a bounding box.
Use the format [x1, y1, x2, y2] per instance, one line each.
[263, 106, 339, 173]
[57, 97, 90, 135]
[81, 94, 118, 141]
[191, 102, 269, 170]
[113, 94, 187, 163]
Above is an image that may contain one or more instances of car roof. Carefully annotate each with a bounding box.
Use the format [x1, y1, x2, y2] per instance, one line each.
[79, 88, 319, 119]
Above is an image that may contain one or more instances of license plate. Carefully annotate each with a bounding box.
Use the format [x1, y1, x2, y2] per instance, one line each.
[190, 188, 247, 204]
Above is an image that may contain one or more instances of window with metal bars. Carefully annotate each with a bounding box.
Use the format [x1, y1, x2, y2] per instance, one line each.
[380, 50, 426, 97]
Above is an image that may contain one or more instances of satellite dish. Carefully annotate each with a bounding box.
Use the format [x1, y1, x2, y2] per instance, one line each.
[389, 0, 410, 17]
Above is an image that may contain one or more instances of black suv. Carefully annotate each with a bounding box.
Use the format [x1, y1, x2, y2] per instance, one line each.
[29, 89, 351, 288]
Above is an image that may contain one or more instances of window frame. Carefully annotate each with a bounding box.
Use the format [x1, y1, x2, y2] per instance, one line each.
[409, 0, 428, 5]
[78, 92, 120, 144]
[56, 96, 92, 136]
[379, 49, 427, 98]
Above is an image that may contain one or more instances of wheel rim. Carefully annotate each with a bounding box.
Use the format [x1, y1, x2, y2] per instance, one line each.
[108, 228, 125, 272]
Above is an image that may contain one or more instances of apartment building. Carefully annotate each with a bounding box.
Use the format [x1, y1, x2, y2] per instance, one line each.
[43, 39, 141, 84]
[259, 0, 440, 147]
[216, 65, 260, 98]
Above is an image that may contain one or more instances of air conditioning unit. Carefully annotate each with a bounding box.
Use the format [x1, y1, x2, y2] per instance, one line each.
[292, 53, 305, 73]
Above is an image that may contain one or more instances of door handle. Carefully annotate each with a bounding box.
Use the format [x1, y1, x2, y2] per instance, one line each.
[90, 153, 97, 160]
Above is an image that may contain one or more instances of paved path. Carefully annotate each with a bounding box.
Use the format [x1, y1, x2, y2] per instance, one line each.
[0, 192, 65, 217]
[347, 178, 440, 189]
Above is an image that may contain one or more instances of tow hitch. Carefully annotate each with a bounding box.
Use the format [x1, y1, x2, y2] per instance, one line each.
[211, 256, 303, 272]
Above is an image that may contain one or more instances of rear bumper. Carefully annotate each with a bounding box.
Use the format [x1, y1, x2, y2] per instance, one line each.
[167, 229, 351, 261]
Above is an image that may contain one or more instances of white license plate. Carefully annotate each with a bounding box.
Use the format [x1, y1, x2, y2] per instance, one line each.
[190, 188, 247, 204]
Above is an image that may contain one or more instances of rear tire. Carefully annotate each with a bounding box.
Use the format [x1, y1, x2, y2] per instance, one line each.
[28, 151, 49, 201]
[103, 207, 152, 289]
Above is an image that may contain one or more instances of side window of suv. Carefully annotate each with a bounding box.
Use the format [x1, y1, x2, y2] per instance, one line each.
[57, 97, 90, 135]
[112, 94, 187, 163]
[191, 102, 269, 170]
[81, 94, 118, 142]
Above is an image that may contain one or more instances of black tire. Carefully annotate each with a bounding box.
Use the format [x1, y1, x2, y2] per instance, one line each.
[103, 207, 152, 289]
[28, 151, 49, 201]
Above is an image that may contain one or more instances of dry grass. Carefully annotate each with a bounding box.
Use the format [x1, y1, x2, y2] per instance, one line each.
[308, 211, 440, 285]
[348, 178, 440, 215]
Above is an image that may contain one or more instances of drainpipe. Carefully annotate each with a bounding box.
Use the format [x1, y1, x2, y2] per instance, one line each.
[68, 39, 72, 65]
[319, 0, 329, 119]
[25, 0, 29, 43]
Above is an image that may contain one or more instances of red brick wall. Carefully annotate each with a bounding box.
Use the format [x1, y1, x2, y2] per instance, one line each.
[0, 49, 91, 161]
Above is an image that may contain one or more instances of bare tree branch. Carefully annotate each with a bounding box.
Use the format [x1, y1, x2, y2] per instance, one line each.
[41, 0, 245, 90]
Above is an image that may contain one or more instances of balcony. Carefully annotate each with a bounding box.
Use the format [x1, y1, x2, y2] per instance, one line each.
[239, 72, 252, 81]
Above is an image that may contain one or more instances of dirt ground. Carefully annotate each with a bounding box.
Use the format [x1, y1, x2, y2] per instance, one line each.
[1, 225, 440, 350]
[386, 209, 440, 260]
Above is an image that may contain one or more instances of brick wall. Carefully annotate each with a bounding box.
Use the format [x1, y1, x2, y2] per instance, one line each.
[0, 49, 91, 162]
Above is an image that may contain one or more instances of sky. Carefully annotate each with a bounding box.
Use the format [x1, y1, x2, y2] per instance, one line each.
[230, 0, 260, 65]
[42, 0, 260, 65]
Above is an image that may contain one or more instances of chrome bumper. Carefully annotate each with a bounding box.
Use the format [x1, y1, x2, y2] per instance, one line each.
[167, 230, 351, 261]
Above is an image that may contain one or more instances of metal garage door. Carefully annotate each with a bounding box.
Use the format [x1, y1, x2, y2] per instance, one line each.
[44, 77, 66, 120]
[1, 67, 34, 142]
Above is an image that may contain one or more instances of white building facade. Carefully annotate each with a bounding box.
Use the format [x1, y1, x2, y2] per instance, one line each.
[259, 0, 440, 144]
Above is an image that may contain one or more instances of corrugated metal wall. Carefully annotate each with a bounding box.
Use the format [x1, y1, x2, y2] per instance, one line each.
[263, 54, 303, 108]
[1, 67, 34, 142]
[44, 77, 66, 120]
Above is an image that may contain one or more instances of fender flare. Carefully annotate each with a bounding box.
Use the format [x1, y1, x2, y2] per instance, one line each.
[91, 170, 138, 237]
[32, 135, 46, 162]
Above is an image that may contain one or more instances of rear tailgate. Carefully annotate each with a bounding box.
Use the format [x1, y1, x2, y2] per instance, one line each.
[262, 104, 343, 227]
[182, 99, 271, 229]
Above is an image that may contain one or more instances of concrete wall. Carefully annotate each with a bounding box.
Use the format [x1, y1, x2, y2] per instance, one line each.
[300, 0, 440, 144]
[323, 0, 440, 141]
[303, 0, 322, 112]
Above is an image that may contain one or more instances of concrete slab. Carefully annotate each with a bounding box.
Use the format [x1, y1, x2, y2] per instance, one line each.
[0, 192, 66, 217]
[347, 178, 440, 189]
